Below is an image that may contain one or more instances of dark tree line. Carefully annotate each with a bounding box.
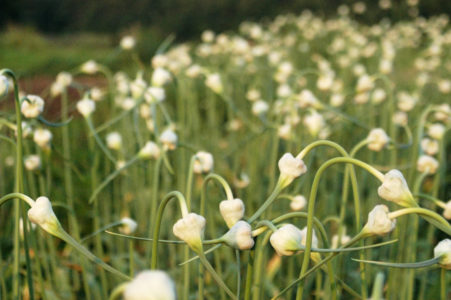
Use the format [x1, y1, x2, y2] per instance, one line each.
[1, 0, 450, 39]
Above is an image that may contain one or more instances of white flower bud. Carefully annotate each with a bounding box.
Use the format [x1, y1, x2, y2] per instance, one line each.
[90, 87, 105, 101]
[222, 221, 254, 250]
[205, 73, 223, 94]
[330, 93, 344, 107]
[160, 129, 177, 150]
[278, 153, 307, 187]
[120, 36, 136, 50]
[372, 88, 386, 104]
[442, 201, 451, 220]
[130, 74, 148, 99]
[0, 75, 9, 97]
[81, 60, 99, 74]
[56, 72, 72, 87]
[201, 30, 215, 43]
[421, 138, 439, 156]
[434, 104, 450, 121]
[270, 224, 303, 256]
[300, 226, 319, 248]
[144, 87, 166, 103]
[356, 74, 374, 93]
[76, 98, 96, 117]
[138, 141, 160, 159]
[363, 205, 396, 236]
[331, 233, 351, 249]
[106, 132, 122, 151]
[290, 195, 307, 211]
[24, 155, 41, 171]
[428, 123, 446, 140]
[219, 198, 245, 228]
[185, 64, 203, 78]
[367, 128, 390, 151]
[438, 79, 451, 94]
[124, 270, 176, 300]
[246, 89, 260, 102]
[21, 95, 45, 118]
[303, 111, 325, 137]
[151, 68, 171, 86]
[33, 128, 52, 149]
[297, 90, 318, 108]
[252, 100, 269, 115]
[173, 213, 206, 252]
[417, 155, 439, 174]
[119, 217, 138, 235]
[433, 239, 451, 269]
[377, 169, 415, 207]
[27, 196, 60, 234]
[278, 123, 292, 140]
[392, 111, 408, 126]
[277, 84, 292, 98]
[193, 151, 214, 174]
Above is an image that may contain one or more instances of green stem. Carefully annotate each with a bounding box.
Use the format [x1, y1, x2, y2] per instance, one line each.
[151, 191, 188, 269]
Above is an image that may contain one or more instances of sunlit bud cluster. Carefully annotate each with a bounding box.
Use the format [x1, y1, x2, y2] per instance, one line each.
[80, 60, 99, 74]
[160, 129, 178, 150]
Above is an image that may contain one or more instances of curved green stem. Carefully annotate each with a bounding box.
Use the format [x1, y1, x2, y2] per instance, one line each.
[151, 191, 188, 269]
[388, 208, 451, 235]
[108, 282, 128, 300]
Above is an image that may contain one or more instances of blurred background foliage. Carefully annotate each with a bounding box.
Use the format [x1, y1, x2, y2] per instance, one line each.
[1, 0, 451, 76]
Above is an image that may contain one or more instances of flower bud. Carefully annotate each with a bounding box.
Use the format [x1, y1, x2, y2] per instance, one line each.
[124, 270, 176, 300]
[138, 141, 160, 159]
[222, 221, 254, 250]
[300, 226, 319, 248]
[252, 100, 269, 115]
[303, 111, 325, 137]
[433, 239, 451, 270]
[363, 205, 396, 236]
[290, 195, 307, 211]
[428, 123, 446, 140]
[205, 73, 223, 94]
[76, 97, 96, 117]
[144, 87, 166, 103]
[367, 128, 390, 151]
[24, 155, 41, 171]
[119, 217, 138, 235]
[81, 60, 99, 74]
[421, 138, 439, 156]
[278, 153, 307, 188]
[120, 36, 136, 50]
[356, 74, 374, 93]
[417, 155, 439, 174]
[56, 72, 72, 87]
[377, 169, 415, 207]
[130, 74, 148, 99]
[270, 224, 303, 256]
[331, 233, 351, 249]
[21, 95, 45, 118]
[106, 132, 122, 151]
[219, 198, 245, 228]
[246, 89, 260, 102]
[193, 151, 214, 174]
[443, 201, 451, 220]
[0, 75, 9, 97]
[173, 213, 206, 252]
[27, 196, 60, 234]
[151, 68, 171, 87]
[160, 129, 177, 150]
[33, 128, 52, 149]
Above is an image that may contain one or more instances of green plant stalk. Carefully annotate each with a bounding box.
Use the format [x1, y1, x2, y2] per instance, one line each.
[61, 88, 92, 297]
[295, 157, 384, 300]
[88, 133, 108, 298]
[0, 69, 33, 300]
[440, 268, 446, 300]
[108, 282, 128, 300]
[151, 191, 188, 269]
[146, 156, 163, 263]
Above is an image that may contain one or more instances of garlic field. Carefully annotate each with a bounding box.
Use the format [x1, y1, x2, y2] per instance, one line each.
[0, 6, 450, 300]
